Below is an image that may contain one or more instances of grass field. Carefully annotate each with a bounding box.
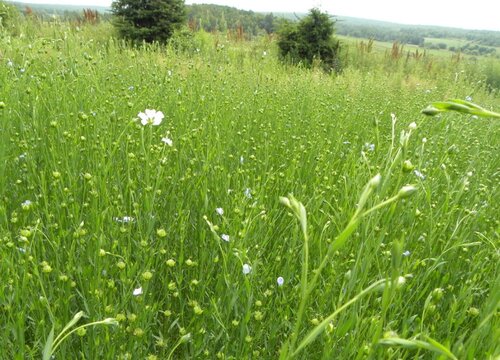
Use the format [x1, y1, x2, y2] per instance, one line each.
[0, 21, 499, 359]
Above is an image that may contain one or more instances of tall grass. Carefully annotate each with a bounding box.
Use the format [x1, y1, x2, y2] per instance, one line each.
[0, 21, 498, 359]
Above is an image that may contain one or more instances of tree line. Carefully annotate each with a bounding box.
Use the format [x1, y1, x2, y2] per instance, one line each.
[6, 1, 500, 50]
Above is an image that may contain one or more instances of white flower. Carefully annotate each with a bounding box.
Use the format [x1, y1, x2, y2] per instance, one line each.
[364, 143, 375, 152]
[402, 250, 410, 257]
[244, 188, 252, 199]
[138, 109, 164, 126]
[221, 234, 230, 242]
[7, 59, 13, 67]
[414, 170, 426, 180]
[422, 137, 427, 143]
[242, 264, 252, 275]
[240, 156, 244, 164]
[216, 207, 224, 216]
[161, 137, 173, 146]
[277, 277, 284, 286]
[114, 216, 135, 223]
[262, 51, 267, 56]
[408, 122, 417, 130]
[133, 287, 143, 296]
[465, 96, 472, 101]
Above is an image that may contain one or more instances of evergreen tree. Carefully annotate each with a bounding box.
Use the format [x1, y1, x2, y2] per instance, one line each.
[277, 8, 341, 72]
[112, 0, 185, 43]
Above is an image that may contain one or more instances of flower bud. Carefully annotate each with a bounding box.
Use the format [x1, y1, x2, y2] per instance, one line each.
[398, 185, 417, 199]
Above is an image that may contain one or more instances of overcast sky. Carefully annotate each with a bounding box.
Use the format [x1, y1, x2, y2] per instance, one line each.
[14, 0, 500, 31]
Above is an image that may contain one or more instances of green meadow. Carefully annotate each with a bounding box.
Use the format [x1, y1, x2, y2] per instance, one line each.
[0, 20, 499, 359]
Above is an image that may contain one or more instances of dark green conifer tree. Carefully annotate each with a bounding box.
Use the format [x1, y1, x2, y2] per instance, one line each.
[277, 8, 341, 72]
[112, 0, 185, 43]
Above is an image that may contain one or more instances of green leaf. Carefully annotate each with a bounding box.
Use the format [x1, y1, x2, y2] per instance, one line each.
[379, 335, 458, 360]
[53, 311, 85, 346]
[42, 327, 55, 360]
[422, 99, 500, 119]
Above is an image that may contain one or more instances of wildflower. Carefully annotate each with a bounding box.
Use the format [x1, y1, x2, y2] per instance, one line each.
[21, 200, 32, 210]
[240, 156, 244, 164]
[364, 143, 375, 152]
[465, 96, 472, 101]
[244, 188, 252, 199]
[342, 140, 351, 145]
[133, 287, 143, 296]
[414, 169, 426, 180]
[161, 137, 173, 146]
[221, 234, 230, 242]
[408, 122, 417, 130]
[277, 277, 284, 286]
[216, 207, 224, 216]
[138, 109, 164, 126]
[242, 264, 252, 275]
[114, 216, 135, 223]
[402, 250, 410, 257]
[128, 86, 134, 91]
[7, 59, 13, 67]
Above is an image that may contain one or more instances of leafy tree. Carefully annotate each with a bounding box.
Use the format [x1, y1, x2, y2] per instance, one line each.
[112, 0, 185, 43]
[277, 8, 341, 72]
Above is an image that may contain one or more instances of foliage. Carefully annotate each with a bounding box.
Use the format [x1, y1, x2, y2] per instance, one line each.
[277, 8, 341, 72]
[186, 4, 279, 37]
[0, 0, 20, 32]
[336, 17, 500, 48]
[422, 99, 500, 118]
[482, 58, 500, 91]
[0, 19, 499, 360]
[111, 0, 185, 43]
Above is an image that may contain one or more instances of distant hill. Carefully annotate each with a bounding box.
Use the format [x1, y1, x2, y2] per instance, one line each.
[8, 1, 500, 50]
[10, 1, 110, 13]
